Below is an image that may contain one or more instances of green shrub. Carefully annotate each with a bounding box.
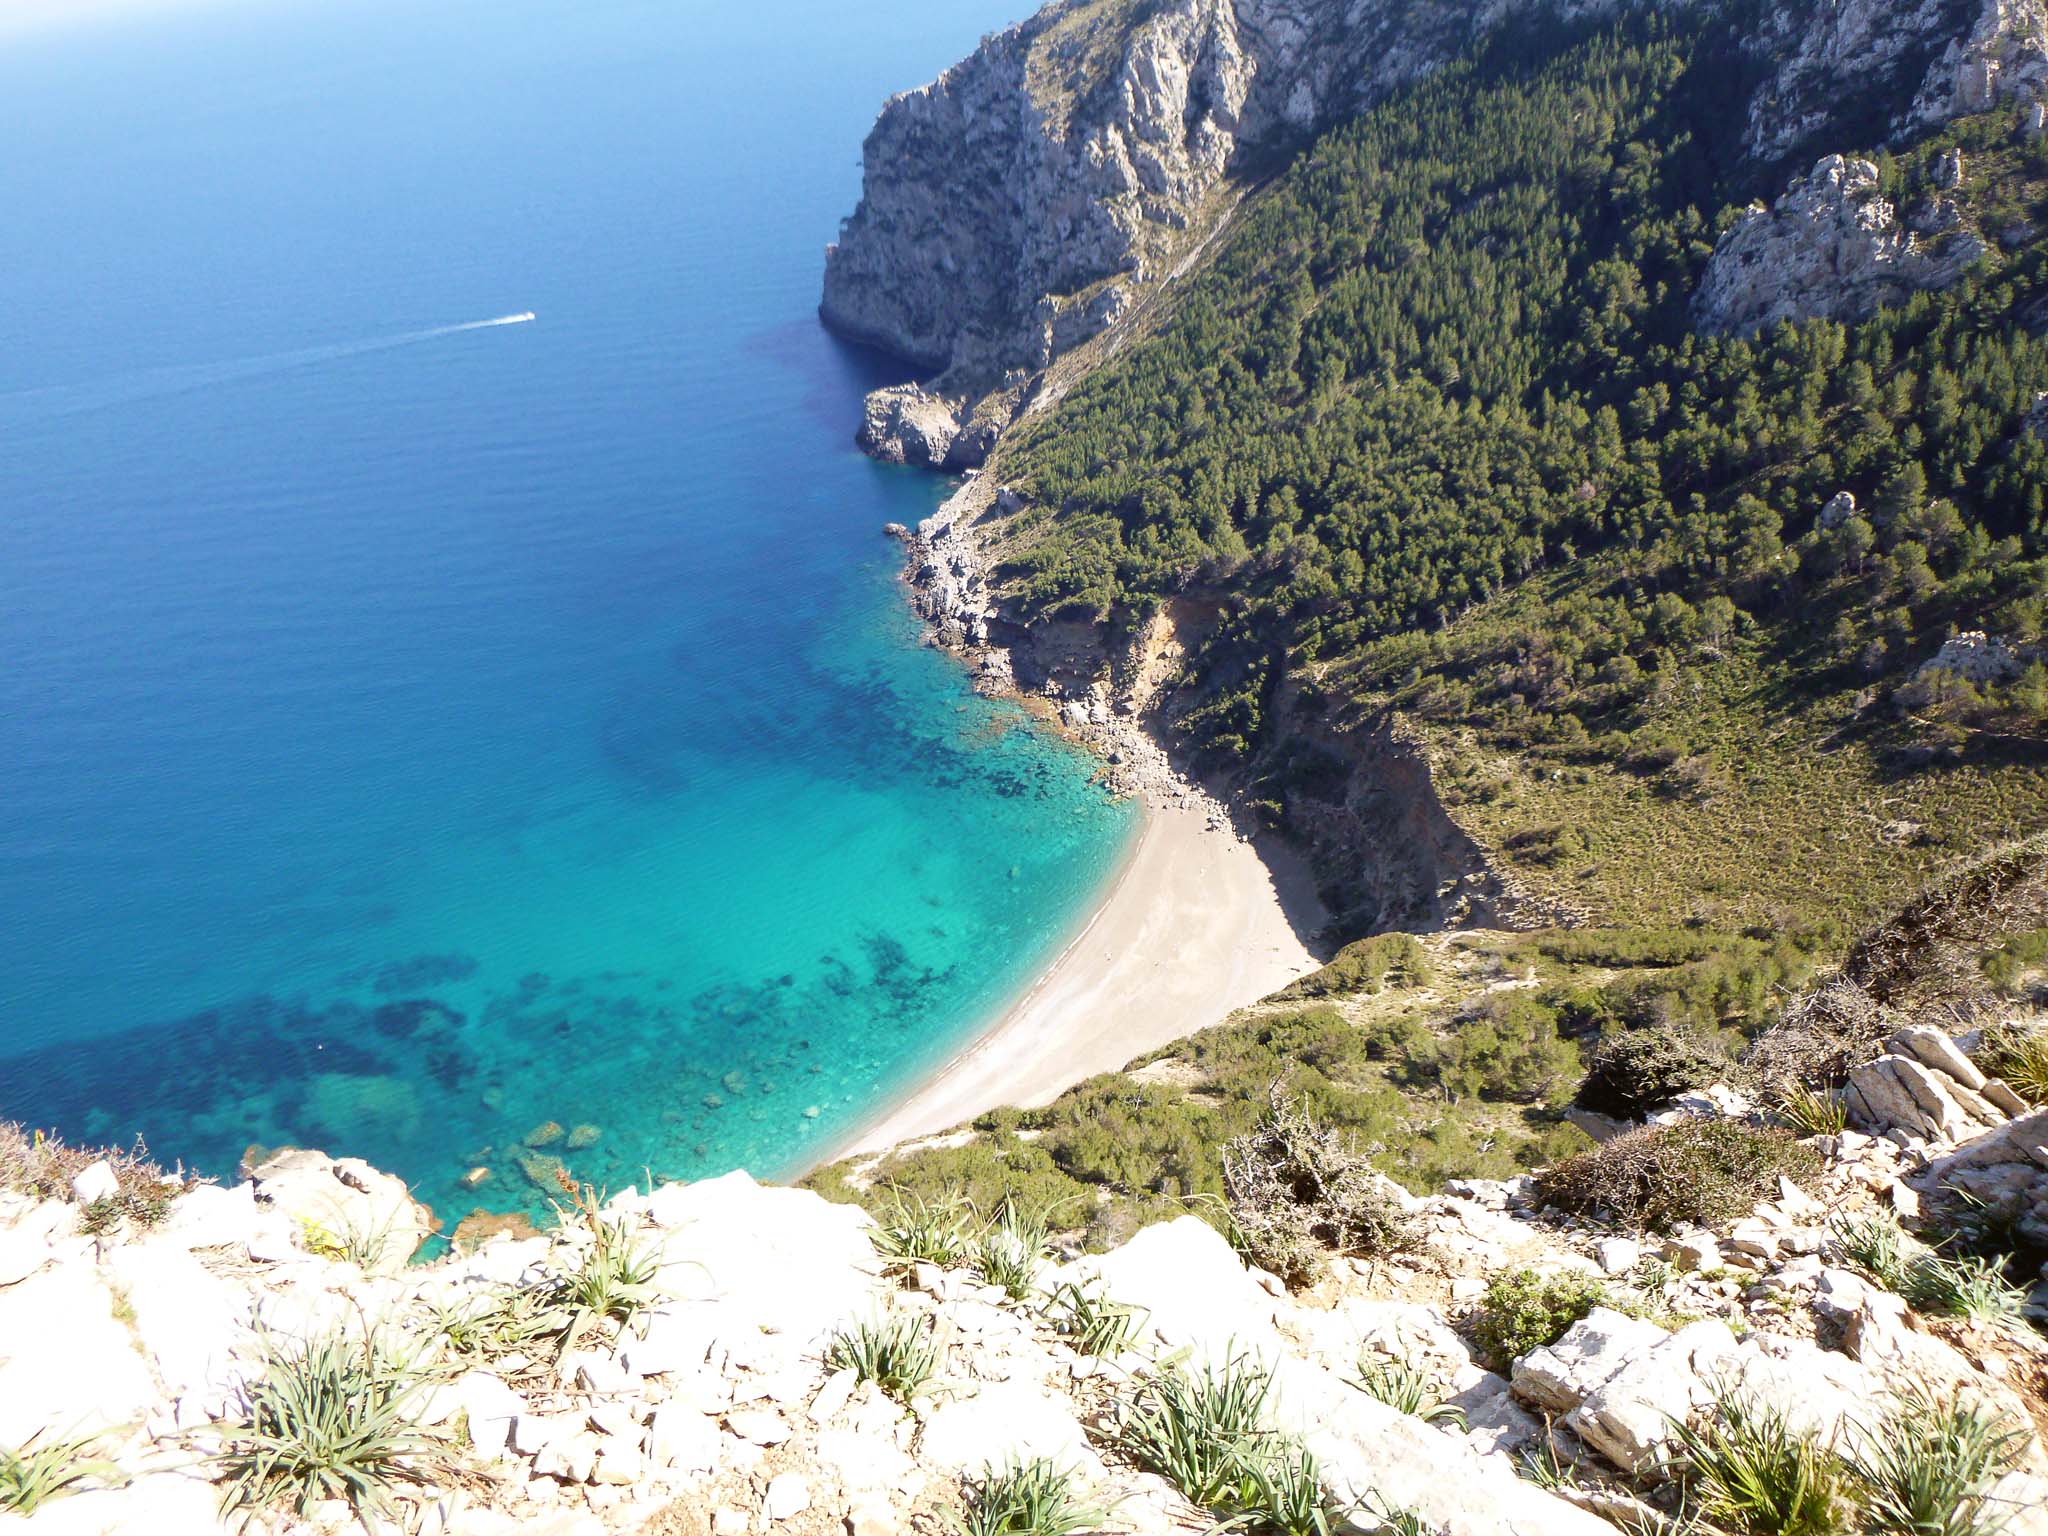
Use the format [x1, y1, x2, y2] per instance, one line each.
[1576, 1022, 1731, 1120]
[1469, 1268, 1608, 1369]
[1849, 1393, 2028, 1536]
[1669, 1392, 1849, 1536]
[214, 1327, 447, 1527]
[827, 1314, 940, 1402]
[1536, 1120, 1821, 1232]
[949, 1458, 1106, 1536]
[1431, 995, 1581, 1107]
[1278, 934, 1433, 1000]
[1221, 1094, 1420, 1286]
[0, 1430, 120, 1514]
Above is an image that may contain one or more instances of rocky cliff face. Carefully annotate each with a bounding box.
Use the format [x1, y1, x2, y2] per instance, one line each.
[1694, 152, 1991, 335]
[824, 0, 2048, 457]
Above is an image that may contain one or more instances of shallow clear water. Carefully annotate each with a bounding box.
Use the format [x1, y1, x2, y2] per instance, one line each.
[0, 0, 1135, 1226]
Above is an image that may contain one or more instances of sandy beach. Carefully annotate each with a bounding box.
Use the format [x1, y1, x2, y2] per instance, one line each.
[828, 791, 1326, 1162]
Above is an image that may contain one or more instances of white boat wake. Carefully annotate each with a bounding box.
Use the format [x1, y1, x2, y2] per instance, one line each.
[0, 311, 538, 425]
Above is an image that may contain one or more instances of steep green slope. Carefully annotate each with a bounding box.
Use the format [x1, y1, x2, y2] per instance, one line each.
[982, 14, 2048, 936]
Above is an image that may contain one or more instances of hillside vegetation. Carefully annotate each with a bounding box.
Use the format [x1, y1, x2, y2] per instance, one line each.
[981, 13, 2048, 935]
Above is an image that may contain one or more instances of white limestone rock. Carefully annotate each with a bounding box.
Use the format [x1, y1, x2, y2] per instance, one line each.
[1696, 155, 1987, 337]
[918, 1380, 1101, 1476]
[246, 1147, 431, 1274]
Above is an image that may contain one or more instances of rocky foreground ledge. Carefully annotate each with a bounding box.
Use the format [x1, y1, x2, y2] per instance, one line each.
[9, 1023, 2048, 1536]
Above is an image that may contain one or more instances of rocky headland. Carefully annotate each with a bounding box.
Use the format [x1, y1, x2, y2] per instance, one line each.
[823, 0, 2048, 466]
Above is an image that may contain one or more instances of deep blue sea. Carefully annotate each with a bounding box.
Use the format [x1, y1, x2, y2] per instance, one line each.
[0, 0, 1136, 1228]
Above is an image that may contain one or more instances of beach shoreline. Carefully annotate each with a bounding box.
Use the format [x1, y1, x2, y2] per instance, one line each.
[812, 775, 1326, 1169]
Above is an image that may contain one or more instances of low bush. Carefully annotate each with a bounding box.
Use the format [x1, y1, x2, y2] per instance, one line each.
[1849, 1393, 2028, 1536]
[1669, 1391, 1849, 1536]
[1576, 1021, 1730, 1120]
[1277, 934, 1432, 1000]
[214, 1327, 447, 1527]
[1536, 1120, 1820, 1232]
[1740, 979, 1894, 1096]
[950, 1458, 1106, 1536]
[827, 1314, 940, 1402]
[0, 1122, 185, 1231]
[1469, 1267, 1608, 1369]
[1221, 1094, 1420, 1286]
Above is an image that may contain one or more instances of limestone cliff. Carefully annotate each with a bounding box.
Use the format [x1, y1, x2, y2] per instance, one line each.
[823, 0, 2048, 460]
[1694, 152, 1991, 335]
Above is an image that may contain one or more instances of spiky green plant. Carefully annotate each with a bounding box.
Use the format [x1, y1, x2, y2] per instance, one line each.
[1117, 1358, 1278, 1511]
[870, 1186, 985, 1273]
[1831, 1210, 2028, 1326]
[1353, 1353, 1466, 1428]
[422, 1286, 556, 1367]
[948, 1457, 1107, 1536]
[976, 1199, 1053, 1301]
[1776, 1085, 1848, 1137]
[1829, 1210, 1915, 1294]
[1850, 1393, 2028, 1536]
[1361, 1502, 1442, 1536]
[1902, 1252, 2029, 1327]
[543, 1190, 663, 1354]
[1517, 1437, 1579, 1491]
[214, 1327, 447, 1530]
[1045, 1281, 1145, 1358]
[1976, 1019, 2048, 1104]
[827, 1314, 941, 1402]
[1225, 1443, 1337, 1536]
[1668, 1392, 1849, 1536]
[0, 1430, 121, 1514]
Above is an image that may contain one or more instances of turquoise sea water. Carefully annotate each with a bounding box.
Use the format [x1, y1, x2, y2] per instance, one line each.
[0, 0, 1137, 1225]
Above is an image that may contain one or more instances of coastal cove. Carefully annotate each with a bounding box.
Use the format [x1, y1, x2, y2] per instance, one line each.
[0, 0, 1169, 1226]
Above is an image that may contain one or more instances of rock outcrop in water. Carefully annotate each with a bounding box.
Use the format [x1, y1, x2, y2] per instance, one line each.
[822, 0, 2048, 456]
